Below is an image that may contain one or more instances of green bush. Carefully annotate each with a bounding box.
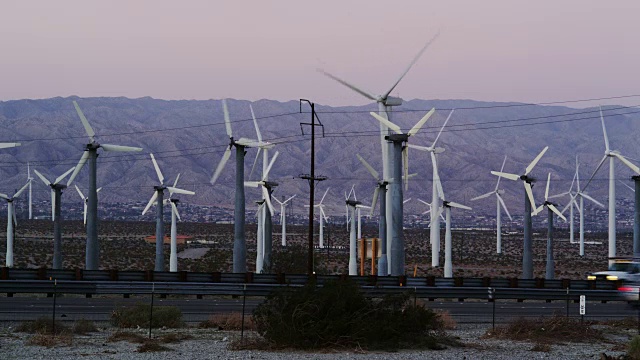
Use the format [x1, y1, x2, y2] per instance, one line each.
[111, 303, 183, 328]
[629, 335, 640, 360]
[252, 279, 449, 350]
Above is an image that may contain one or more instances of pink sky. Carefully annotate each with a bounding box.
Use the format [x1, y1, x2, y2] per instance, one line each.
[2, 1, 639, 106]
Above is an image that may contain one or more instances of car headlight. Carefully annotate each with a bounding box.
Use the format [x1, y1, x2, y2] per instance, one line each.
[606, 275, 619, 281]
[587, 275, 596, 280]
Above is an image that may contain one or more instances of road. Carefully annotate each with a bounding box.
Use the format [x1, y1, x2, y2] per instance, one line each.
[0, 296, 636, 325]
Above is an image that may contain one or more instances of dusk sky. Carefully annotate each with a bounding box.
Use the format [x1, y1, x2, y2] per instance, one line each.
[2, 1, 639, 106]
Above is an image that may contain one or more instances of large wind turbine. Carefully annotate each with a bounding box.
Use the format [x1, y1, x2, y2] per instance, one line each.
[345, 189, 361, 275]
[33, 167, 76, 269]
[75, 185, 103, 226]
[321, 34, 439, 275]
[533, 173, 567, 280]
[66, 101, 143, 270]
[407, 109, 455, 266]
[274, 194, 296, 246]
[368, 108, 436, 275]
[584, 107, 639, 264]
[212, 99, 273, 273]
[492, 146, 548, 279]
[1, 181, 30, 267]
[142, 154, 194, 271]
[471, 156, 512, 254]
[433, 169, 472, 278]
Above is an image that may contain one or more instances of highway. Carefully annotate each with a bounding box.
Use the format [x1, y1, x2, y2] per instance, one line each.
[0, 296, 636, 325]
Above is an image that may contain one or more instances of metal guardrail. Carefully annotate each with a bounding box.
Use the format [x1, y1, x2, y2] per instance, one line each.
[0, 280, 622, 302]
[0, 267, 619, 291]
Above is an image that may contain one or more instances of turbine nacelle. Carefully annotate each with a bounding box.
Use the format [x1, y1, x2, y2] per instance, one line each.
[381, 96, 403, 107]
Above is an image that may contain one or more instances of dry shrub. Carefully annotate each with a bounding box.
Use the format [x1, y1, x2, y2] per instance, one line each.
[73, 319, 97, 335]
[484, 316, 603, 344]
[160, 333, 193, 344]
[199, 312, 255, 331]
[27, 333, 73, 347]
[108, 331, 146, 344]
[629, 335, 640, 360]
[137, 340, 172, 352]
[435, 310, 457, 330]
[111, 303, 183, 328]
[228, 334, 274, 350]
[530, 343, 551, 352]
[16, 317, 69, 335]
[602, 317, 637, 329]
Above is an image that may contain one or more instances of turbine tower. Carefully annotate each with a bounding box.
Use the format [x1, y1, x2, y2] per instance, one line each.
[471, 156, 512, 254]
[274, 195, 296, 246]
[27, 163, 33, 220]
[492, 146, 548, 279]
[142, 154, 194, 271]
[432, 157, 472, 278]
[1, 181, 30, 267]
[321, 34, 439, 274]
[165, 173, 192, 272]
[407, 109, 455, 266]
[211, 99, 273, 273]
[345, 190, 361, 275]
[584, 107, 639, 264]
[533, 173, 567, 280]
[67, 101, 143, 270]
[33, 167, 76, 269]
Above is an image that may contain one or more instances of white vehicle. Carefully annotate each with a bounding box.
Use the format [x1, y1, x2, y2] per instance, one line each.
[587, 257, 640, 283]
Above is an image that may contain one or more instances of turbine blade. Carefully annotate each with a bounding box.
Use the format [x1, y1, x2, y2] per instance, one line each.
[470, 192, 493, 201]
[407, 143, 430, 152]
[250, 104, 262, 142]
[167, 187, 195, 195]
[369, 112, 402, 134]
[33, 169, 51, 186]
[581, 192, 605, 208]
[171, 202, 181, 221]
[244, 181, 261, 188]
[263, 150, 279, 179]
[97, 187, 102, 193]
[407, 108, 436, 136]
[548, 203, 567, 222]
[12, 204, 17, 226]
[561, 201, 572, 215]
[173, 173, 181, 188]
[431, 152, 444, 201]
[497, 194, 512, 221]
[284, 194, 297, 204]
[548, 191, 570, 199]
[403, 198, 412, 204]
[14, 181, 30, 198]
[583, 155, 608, 191]
[491, 171, 520, 181]
[619, 180, 636, 193]
[431, 109, 455, 147]
[524, 182, 536, 211]
[533, 205, 544, 216]
[101, 144, 143, 152]
[0, 142, 21, 149]
[371, 187, 379, 216]
[249, 148, 261, 180]
[142, 191, 158, 215]
[613, 153, 640, 175]
[418, 199, 432, 208]
[600, 106, 610, 152]
[67, 151, 90, 186]
[524, 146, 549, 176]
[223, 99, 233, 138]
[51, 190, 55, 222]
[54, 166, 76, 185]
[211, 147, 232, 185]
[448, 201, 471, 210]
[73, 101, 95, 142]
[150, 153, 164, 184]
[83, 202, 87, 225]
[544, 173, 551, 201]
[0, 193, 8, 199]
[262, 187, 275, 215]
[318, 69, 377, 101]
[75, 184, 85, 200]
[383, 32, 440, 99]
[495, 155, 507, 191]
[356, 154, 379, 180]
[320, 188, 330, 204]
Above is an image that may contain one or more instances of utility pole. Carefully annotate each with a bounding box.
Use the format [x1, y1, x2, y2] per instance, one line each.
[299, 99, 326, 275]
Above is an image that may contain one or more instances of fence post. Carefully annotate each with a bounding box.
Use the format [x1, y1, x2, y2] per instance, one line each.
[52, 278, 57, 336]
[149, 282, 155, 339]
[565, 287, 569, 318]
[488, 287, 495, 331]
[241, 284, 247, 344]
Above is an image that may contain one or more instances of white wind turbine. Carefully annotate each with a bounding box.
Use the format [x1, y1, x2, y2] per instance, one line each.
[141, 154, 194, 272]
[1, 181, 30, 267]
[416, 199, 445, 226]
[584, 107, 640, 264]
[27, 163, 33, 220]
[321, 34, 439, 275]
[433, 169, 472, 278]
[66, 100, 143, 270]
[274, 194, 296, 247]
[470, 156, 512, 254]
[492, 146, 549, 279]
[255, 199, 266, 273]
[550, 157, 603, 255]
[33, 166, 76, 269]
[309, 188, 330, 248]
[407, 109, 455, 267]
[211, 99, 274, 273]
[532, 173, 567, 280]
[75, 185, 103, 226]
[345, 190, 361, 276]
[163, 173, 192, 272]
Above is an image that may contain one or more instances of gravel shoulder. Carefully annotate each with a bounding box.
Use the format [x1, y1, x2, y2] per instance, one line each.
[0, 324, 631, 359]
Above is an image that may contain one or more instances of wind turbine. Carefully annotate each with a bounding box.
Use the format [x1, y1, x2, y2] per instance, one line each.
[305, 188, 330, 248]
[533, 173, 567, 280]
[141, 154, 194, 271]
[66, 101, 143, 270]
[165, 173, 192, 272]
[433, 171, 472, 278]
[407, 109, 455, 266]
[1, 181, 30, 267]
[27, 163, 33, 220]
[245, 151, 279, 271]
[471, 156, 512, 254]
[345, 190, 361, 276]
[212, 99, 273, 273]
[74, 185, 103, 226]
[416, 199, 446, 226]
[368, 108, 436, 275]
[321, 34, 439, 276]
[32, 167, 76, 269]
[584, 107, 640, 264]
[255, 199, 266, 273]
[492, 146, 548, 279]
[611, 165, 640, 256]
[274, 194, 296, 246]
[550, 157, 603, 255]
